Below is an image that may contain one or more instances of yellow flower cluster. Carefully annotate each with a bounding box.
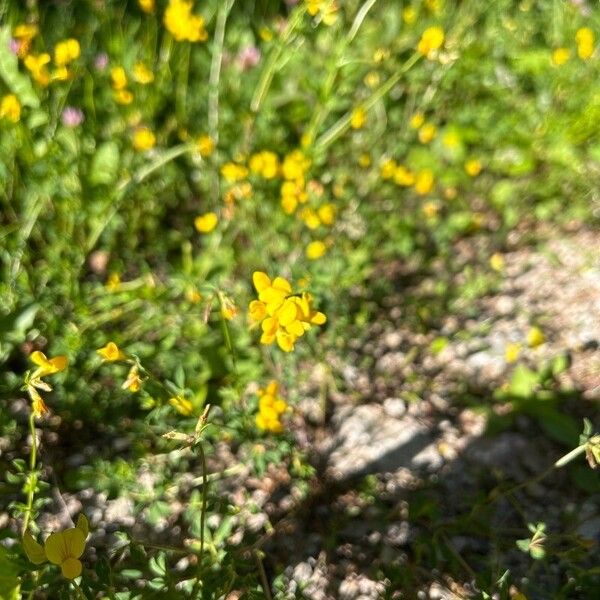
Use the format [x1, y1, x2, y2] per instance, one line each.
[111, 66, 134, 104]
[221, 161, 249, 182]
[280, 150, 311, 214]
[380, 159, 435, 195]
[551, 47, 570, 66]
[26, 351, 68, 417]
[164, 0, 208, 43]
[12, 23, 38, 58]
[576, 27, 594, 60]
[22, 38, 80, 86]
[350, 107, 367, 129]
[0, 94, 21, 122]
[249, 271, 326, 352]
[417, 26, 444, 58]
[249, 150, 280, 179]
[24, 514, 89, 579]
[132, 126, 156, 151]
[255, 381, 288, 433]
[305, 0, 339, 26]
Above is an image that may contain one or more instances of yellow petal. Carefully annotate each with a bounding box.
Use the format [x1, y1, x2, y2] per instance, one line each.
[61, 557, 82, 579]
[63, 528, 85, 558]
[76, 514, 89, 538]
[271, 277, 292, 294]
[23, 532, 46, 564]
[30, 351, 49, 367]
[310, 311, 327, 325]
[278, 300, 298, 327]
[44, 532, 68, 565]
[49, 355, 68, 372]
[252, 271, 271, 292]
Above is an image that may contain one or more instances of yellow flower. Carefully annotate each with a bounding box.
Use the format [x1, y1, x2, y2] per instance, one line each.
[527, 326, 545, 348]
[380, 158, 397, 179]
[0, 95, 21, 122]
[363, 71, 380, 88]
[306, 0, 339, 25]
[373, 48, 389, 63]
[220, 293, 238, 320]
[110, 66, 128, 90]
[106, 272, 121, 291]
[505, 343, 522, 363]
[465, 159, 482, 177]
[551, 47, 570, 66]
[122, 366, 142, 392]
[249, 150, 280, 179]
[97, 342, 126, 362]
[403, 7, 417, 24]
[259, 27, 274, 42]
[393, 165, 415, 186]
[575, 27, 594, 60]
[54, 39, 80, 67]
[409, 112, 425, 129]
[114, 89, 134, 104]
[196, 134, 215, 157]
[442, 130, 460, 148]
[132, 127, 156, 151]
[169, 396, 193, 416]
[414, 169, 434, 195]
[350, 107, 367, 129]
[13, 23, 38, 57]
[221, 162, 249, 182]
[418, 123, 437, 144]
[24, 53, 51, 86]
[422, 201, 439, 218]
[138, 0, 155, 13]
[23, 514, 89, 579]
[164, 0, 208, 42]
[51, 66, 71, 82]
[194, 212, 218, 233]
[282, 150, 310, 181]
[256, 381, 288, 433]
[300, 207, 321, 230]
[30, 351, 68, 378]
[317, 203, 336, 226]
[28, 386, 49, 418]
[132, 62, 154, 84]
[306, 240, 327, 260]
[418, 26, 444, 58]
[489, 252, 505, 272]
[358, 153, 371, 168]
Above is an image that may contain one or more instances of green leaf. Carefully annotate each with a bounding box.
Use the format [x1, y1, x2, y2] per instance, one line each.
[508, 364, 539, 398]
[0, 545, 21, 600]
[89, 141, 120, 186]
[0, 26, 39, 108]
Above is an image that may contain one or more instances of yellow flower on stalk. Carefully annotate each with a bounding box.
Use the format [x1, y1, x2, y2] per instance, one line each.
[527, 326, 545, 348]
[306, 240, 327, 260]
[317, 203, 336, 226]
[551, 47, 570, 66]
[169, 395, 193, 416]
[28, 386, 49, 419]
[122, 365, 142, 392]
[414, 169, 434, 195]
[465, 159, 482, 177]
[194, 212, 218, 233]
[54, 39, 80, 67]
[249, 150, 280, 179]
[259, 27, 274, 42]
[196, 134, 215, 157]
[30, 351, 68, 378]
[417, 26, 445, 58]
[24, 53, 51, 86]
[132, 62, 154, 84]
[575, 27, 594, 60]
[23, 514, 89, 579]
[282, 150, 310, 181]
[164, 0, 208, 43]
[0, 95, 21, 122]
[489, 252, 505, 272]
[505, 343, 522, 363]
[132, 127, 156, 151]
[106, 272, 121, 291]
[97, 342, 126, 362]
[306, 0, 339, 25]
[51, 67, 71, 82]
[418, 123, 437, 144]
[350, 107, 367, 129]
[138, 0, 155, 13]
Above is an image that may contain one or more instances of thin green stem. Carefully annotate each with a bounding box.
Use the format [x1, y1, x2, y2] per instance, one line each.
[22, 411, 38, 535]
[196, 441, 208, 557]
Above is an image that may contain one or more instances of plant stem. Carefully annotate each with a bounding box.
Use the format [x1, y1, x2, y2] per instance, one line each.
[22, 411, 38, 535]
